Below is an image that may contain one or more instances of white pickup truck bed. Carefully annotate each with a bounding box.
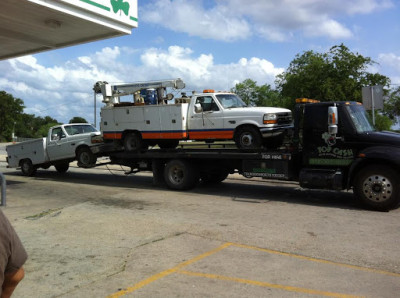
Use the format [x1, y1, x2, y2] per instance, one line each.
[6, 138, 47, 168]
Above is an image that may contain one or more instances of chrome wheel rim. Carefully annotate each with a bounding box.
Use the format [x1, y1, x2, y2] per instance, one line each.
[168, 166, 184, 185]
[240, 133, 253, 146]
[362, 174, 393, 202]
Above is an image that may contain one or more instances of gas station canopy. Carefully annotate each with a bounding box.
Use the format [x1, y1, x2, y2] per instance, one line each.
[0, 0, 138, 60]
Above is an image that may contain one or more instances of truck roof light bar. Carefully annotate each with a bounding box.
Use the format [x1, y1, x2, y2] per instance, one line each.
[295, 98, 320, 103]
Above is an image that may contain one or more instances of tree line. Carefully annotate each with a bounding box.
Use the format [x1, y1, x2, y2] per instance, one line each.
[232, 44, 400, 131]
[0, 90, 87, 142]
[1, 44, 400, 141]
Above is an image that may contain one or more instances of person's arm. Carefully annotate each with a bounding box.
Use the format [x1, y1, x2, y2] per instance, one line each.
[1, 267, 25, 298]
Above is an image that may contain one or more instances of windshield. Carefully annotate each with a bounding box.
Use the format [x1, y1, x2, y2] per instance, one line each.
[64, 124, 98, 136]
[216, 94, 247, 108]
[346, 105, 375, 133]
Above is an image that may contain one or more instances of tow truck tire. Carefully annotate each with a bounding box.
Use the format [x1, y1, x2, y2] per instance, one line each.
[124, 132, 147, 152]
[234, 126, 262, 149]
[77, 147, 97, 168]
[164, 159, 199, 190]
[55, 162, 69, 173]
[201, 170, 229, 184]
[20, 159, 37, 176]
[354, 165, 400, 211]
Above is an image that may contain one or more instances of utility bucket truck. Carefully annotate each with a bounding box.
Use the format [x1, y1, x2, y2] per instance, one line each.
[95, 79, 292, 151]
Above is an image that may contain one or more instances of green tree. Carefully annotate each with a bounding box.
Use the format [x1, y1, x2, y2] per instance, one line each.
[69, 116, 88, 124]
[374, 113, 393, 131]
[231, 79, 284, 107]
[17, 114, 59, 138]
[0, 91, 24, 141]
[383, 86, 400, 124]
[276, 44, 390, 110]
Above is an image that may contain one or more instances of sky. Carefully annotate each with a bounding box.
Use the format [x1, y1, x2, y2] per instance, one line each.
[1, 0, 400, 125]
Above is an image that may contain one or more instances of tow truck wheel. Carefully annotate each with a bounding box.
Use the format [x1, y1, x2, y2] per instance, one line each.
[354, 165, 400, 211]
[77, 147, 96, 168]
[201, 170, 229, 184]
[55, 162, 69, 173]
[164, 159, 199, 190]
[124, 132, 147, 152]
[234, 126, 262, 149]
[20, 159, 37, 176]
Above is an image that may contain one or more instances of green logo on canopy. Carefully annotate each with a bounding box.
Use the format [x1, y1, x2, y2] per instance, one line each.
[110, 0, 130, 16]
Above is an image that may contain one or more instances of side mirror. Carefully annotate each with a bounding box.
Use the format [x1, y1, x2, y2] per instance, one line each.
[51, 134, 60, 141]
[194, 103, 203, 113]
[328, 106, 338, 135]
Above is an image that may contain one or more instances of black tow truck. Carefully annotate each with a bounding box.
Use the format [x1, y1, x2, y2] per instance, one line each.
[92, 99, 400, 211]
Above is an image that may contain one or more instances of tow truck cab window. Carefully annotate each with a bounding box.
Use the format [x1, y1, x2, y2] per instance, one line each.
[195, 96, 219, 112]
[303, 105, 328, 145]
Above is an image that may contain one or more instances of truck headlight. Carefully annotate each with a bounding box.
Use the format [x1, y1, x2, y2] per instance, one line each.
[263, 113, 277, 124]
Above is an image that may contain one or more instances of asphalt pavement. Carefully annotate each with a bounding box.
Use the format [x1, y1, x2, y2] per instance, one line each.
[1, 160, 399, 297]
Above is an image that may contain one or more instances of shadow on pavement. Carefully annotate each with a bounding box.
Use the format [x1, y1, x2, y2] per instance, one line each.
[3, 167, 362, 212]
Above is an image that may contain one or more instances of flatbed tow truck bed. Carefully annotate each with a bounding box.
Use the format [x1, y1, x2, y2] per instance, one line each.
[101, 147, 296, 190]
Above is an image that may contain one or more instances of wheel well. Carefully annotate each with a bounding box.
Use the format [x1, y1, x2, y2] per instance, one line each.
[19, 158, 30, 166]
[233, 124, 260, 136]
[348, 159, 400, 188]
[122, 130, 141, 140]
[75, 145, 90, 155]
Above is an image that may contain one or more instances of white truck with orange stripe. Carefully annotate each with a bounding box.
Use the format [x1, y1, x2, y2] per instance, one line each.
[95, 79, 292, 151]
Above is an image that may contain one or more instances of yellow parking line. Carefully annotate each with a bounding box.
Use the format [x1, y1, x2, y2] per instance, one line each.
[107, 242, 233, 297]
[178, 270, 362, 298]
[231, 243, 400, 278]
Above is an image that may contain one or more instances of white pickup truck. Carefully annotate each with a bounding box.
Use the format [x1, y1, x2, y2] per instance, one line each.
[99, 86, 293, 151]
[6, 123, 102, 176]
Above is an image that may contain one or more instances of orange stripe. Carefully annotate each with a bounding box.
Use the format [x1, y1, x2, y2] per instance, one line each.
[103, 132, 122, 140]
[142, 132, 188, 139]
[189, 130, 234, 140]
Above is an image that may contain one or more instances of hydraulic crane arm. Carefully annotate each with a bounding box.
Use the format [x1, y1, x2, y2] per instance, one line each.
[93, 78, 185, 105]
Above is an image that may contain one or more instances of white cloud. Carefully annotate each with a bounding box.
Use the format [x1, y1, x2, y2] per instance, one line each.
[378, 53, 400, 85]
[141, 0, 393, 41]
[0, 46, 283, 123]
[142, 0, 251, 42]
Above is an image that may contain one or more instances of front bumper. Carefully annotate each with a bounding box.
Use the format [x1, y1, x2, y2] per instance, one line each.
[260, 124, 294, 138]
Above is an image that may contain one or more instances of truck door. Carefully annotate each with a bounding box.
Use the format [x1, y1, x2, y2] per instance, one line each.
[189, 95, 225, 140]
[46, 127, 71, 161]
[302, 104, 355, 167]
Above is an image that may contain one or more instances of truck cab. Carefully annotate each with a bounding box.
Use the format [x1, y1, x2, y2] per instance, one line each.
[297, 100, 400, 210]
[187, 90, 293, 148]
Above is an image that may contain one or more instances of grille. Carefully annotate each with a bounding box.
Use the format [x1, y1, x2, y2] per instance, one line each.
[277, 112, 292, 125]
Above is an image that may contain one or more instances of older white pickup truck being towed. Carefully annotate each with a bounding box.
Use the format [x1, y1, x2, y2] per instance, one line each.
[6, 123, 102, 176]
[96, 79, 293, 151]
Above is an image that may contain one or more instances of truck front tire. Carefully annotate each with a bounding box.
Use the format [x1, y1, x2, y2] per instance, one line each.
[21, 159, 37, 176]
[164, 159, 199, 190]
[77, 147, 97, 168]
[234, 126, 262, 149]
[354, 165, 400, 211]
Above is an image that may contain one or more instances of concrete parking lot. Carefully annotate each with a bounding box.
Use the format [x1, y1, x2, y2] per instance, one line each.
[1, 145, 400, 297]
